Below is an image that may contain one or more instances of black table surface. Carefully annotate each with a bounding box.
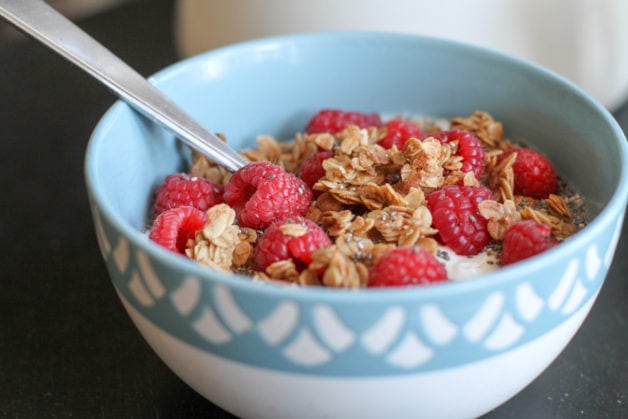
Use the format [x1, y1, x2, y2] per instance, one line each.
[1, 1, 626, 417]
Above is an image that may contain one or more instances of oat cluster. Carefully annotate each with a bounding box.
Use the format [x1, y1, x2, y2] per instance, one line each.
[187, 111, 585, 287]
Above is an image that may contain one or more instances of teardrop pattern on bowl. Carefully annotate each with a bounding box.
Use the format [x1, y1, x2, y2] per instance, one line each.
[90, 204, 618, 372]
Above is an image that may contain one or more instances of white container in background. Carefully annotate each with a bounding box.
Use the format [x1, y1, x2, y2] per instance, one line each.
[174, 0, 628, 110]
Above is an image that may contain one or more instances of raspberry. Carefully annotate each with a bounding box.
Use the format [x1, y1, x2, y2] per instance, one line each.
[427, 184, 494, 256]
[149, 206, 207, 254]
[379, 119, 423, 149]
[298, 150, 333, 190]
[153, 173, 223, 217]
[254, 216, 332, 271]
[498, 147, 557, 198]
[304, 109, 382, 134]
[223, 162, 313, 230]
[430, 129, 485, 179]
[501, 220, 558, 265]
[368, 247, 447, 287]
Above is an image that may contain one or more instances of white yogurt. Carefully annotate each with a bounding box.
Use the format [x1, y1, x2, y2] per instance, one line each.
[435, 245, 500, 281]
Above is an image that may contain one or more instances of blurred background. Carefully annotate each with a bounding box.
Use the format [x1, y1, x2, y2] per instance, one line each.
[172, 0, 628, 110]
[2, 0, 626, 109]
[0, 0, 129, 42]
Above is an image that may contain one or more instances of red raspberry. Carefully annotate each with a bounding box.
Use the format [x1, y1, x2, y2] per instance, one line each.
[304, 109, 382, 134]
[501, 220, 558, 265]
[380, 119, 424, 149]
[149, 206, 207, 254]
[223, 162, 313, 230]
[254, 216, 332, 271]
[430, 129, 485, 179]
[498, 147, 557, 198]
[153, 173, 223, 217]
[368, 247, 447, 287]
[427, 184, 494, 256]
[298, 150, 333, 190]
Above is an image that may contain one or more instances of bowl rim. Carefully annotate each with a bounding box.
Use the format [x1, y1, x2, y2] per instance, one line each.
[85, 31, 628, 303]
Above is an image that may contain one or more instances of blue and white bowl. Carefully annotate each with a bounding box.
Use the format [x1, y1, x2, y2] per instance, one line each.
[84, 32, 628, 418]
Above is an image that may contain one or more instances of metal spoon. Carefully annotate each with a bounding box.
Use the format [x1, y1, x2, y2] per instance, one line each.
[0, 0, 247, 172]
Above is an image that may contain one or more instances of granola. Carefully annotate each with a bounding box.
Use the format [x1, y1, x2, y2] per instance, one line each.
[175, 111, 588, 287]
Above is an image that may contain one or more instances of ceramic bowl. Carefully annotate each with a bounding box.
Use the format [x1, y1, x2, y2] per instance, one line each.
[84, 32, 628, 419]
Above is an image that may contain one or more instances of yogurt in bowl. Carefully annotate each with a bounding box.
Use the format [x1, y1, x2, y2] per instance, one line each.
[146, 109, 588, 287]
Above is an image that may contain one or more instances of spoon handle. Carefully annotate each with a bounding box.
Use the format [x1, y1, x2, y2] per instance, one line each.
[0, 0, 247, 172]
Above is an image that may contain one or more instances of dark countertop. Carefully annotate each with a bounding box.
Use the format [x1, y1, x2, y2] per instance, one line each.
[0, 1, 626, 417]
